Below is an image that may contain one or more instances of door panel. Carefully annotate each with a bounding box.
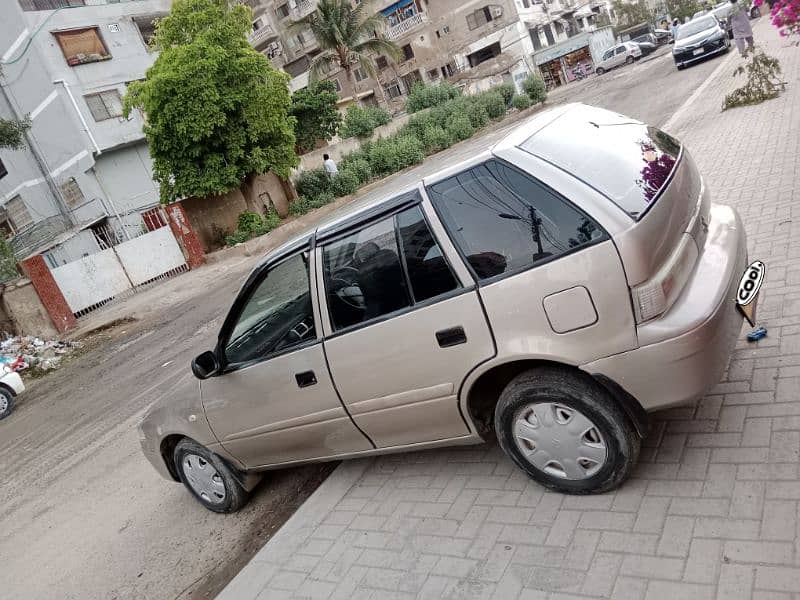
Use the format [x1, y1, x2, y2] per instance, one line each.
[202, 343, 371, 467]
[323, 291, 494, 447]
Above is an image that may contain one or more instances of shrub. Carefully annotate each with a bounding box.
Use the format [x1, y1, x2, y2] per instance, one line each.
[289, 192, 335, 216]
[479, 92, 507, 119]
[225, 210, 281, 245]
[405, 82, 461, 113]
[494, 82, 516, 105]
[393, 135, 425, 169]
[464, 101, 489, 129]
[330, 169, 360, 197]
[340, 156, 372, 185]
[367, 138, 399, 176]
[340, 105, 392, 139]
[522, 75, 547, 104]
[406, 111, 435, 138]
[422, 125, 454, 153]
[511, 94, 532, 110]
[446, 113, 475, 141]
[295, 168, 331, 198]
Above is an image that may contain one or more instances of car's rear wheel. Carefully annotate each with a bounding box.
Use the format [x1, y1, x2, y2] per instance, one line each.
[494, 367, 640, 494]
[174, 438, 249, 513]
[595, 67, 604, 75]
[626, 55, 635, 65]
[0, 387, 14, 420]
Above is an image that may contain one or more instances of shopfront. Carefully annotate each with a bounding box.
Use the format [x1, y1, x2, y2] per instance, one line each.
[532, 27, 614, 88]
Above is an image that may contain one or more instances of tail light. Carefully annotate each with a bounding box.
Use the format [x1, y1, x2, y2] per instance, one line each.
[631, 234, 699, 323]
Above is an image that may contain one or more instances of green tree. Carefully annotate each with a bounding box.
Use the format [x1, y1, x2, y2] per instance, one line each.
[612, 0, 653, 26]
[290, 81, 341, 154]
[665, 0, 702, 21]
[300, 0, 402, 99]
[123, 0, 297, 204]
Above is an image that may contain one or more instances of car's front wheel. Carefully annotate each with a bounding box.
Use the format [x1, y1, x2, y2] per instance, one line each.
[494, 367, 640, 494]
[174, 438, 249, 513]
[0, 387, 14, 420]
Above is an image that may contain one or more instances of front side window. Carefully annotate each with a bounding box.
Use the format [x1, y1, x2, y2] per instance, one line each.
[602, 49, 613, 60]
[427, 160, 605, 281]
[225, 253, 316, 365]
[54, 27, 111, 66]
[323, 205, 459, 331]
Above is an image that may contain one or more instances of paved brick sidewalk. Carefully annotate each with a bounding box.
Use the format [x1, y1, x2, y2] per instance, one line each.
[219, 21, 800, 600]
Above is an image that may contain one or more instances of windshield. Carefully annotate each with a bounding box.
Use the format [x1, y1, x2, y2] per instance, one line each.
[677, 16, 718, 39]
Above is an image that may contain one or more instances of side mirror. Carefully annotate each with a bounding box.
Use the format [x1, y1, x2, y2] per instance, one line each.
[192, 351, 220, 380]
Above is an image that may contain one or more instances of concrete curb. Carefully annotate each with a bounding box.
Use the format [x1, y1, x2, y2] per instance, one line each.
[216, 458, 374, 600]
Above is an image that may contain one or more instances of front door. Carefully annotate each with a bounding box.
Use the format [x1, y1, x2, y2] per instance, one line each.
[202, 250, 372, 468]
[319, 201, 495, 448]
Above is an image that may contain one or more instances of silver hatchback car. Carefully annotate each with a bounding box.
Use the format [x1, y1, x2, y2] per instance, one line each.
[140, 104, 748, 512]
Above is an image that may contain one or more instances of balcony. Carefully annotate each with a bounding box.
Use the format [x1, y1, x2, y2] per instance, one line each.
[386, 11, 426, 40]
[290, 0, 317, 21]
[249, 24, 278, 48]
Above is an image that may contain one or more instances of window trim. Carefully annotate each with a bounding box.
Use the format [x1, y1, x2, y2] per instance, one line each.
[53, 26, 111, 67]
[319, 200, 468, 340]
[425, 158, 610, 288]
[214, 242, 318, 373]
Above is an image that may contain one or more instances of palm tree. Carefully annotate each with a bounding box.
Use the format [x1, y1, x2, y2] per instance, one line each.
[297, 0, 402, 103]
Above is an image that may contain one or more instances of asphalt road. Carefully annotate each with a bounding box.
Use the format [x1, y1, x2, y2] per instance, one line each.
[0, 46, 730, 600]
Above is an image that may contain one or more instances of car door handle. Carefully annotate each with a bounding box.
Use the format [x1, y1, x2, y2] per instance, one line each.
[295, 370, 317, 388]
[436, 326, 467, 348]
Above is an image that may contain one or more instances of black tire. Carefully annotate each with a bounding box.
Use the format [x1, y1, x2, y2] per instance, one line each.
[676, 63, 684, 70]
[0, 387, 14, 421]
[494, 367, 640, 495]
[626, 55, 635, 65]
[174, 438, 249, 513]
[595, 67, 604, 76]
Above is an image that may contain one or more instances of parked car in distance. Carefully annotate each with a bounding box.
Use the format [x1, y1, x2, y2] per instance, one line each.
[139, 103, 750, 513]
[653, 28, 672, 44]
[0, 366, 25, 420]
[632, 34, 658, 57]
[673, 15, 731, 69]
[595, 42, 642, 75]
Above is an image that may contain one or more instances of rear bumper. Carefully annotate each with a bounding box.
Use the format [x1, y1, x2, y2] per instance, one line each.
[582, 203, 747, 411]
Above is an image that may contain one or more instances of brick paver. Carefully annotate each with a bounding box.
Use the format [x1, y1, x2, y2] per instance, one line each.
[220, 21, 800, 600]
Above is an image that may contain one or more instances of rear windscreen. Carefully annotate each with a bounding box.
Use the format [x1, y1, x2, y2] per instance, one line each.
[520, 106, 682, 219]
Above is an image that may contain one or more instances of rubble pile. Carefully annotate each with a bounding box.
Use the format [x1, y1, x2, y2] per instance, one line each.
[0, 336, 83, 373]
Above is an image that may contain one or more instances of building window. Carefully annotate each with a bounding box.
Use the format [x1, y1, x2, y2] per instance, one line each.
[401, 70, 421, 93]
[354, 67, 367, 82]
[466, 5, 502, 30]
[401, 44, 414, 61]
[285, 55, 310, 78]
[427, 68, 440, 80]
[276, 3, 289, 18]
[467, 41, 502, 68]
[85, 90, 123, 121]
[442, 25, 450, 34]
[54, 27, 111, 66]
[330, 78, 342, 92]
[0, 159, 7, 180]
[133, 14, 163, 49]
[441, 62, 457, 78]
[20, 0, 84, 10]
[384, 79, 403, 99]
[59, 178, 84, 208]
[6, 196, 32, 232]
[375, 55, 389, 70]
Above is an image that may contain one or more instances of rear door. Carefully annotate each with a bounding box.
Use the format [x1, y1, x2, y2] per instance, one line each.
[319, 197, 494, 448]
[614, 44, 627, 66]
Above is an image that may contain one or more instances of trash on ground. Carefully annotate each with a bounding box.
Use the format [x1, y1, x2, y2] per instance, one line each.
[746, 326, 768, 342]
[0, 335, 84, 373]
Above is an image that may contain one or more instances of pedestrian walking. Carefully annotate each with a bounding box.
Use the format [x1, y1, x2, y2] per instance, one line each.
[323, 153, 338, 176]
[671, 17, 681, 41]
[729, 0, 755, 55]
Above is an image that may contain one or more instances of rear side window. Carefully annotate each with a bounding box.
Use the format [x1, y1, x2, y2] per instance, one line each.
[426, 160, 605, 282]
[322, 205, 460, 331]
[521, 105, 681, 219]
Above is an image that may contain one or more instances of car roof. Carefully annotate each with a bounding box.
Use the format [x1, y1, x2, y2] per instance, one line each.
[256, 104, 578, 267]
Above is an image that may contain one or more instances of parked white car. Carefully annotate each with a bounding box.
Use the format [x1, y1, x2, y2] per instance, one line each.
[0, 367, 25, 420]
[595, 42, 643, 75]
